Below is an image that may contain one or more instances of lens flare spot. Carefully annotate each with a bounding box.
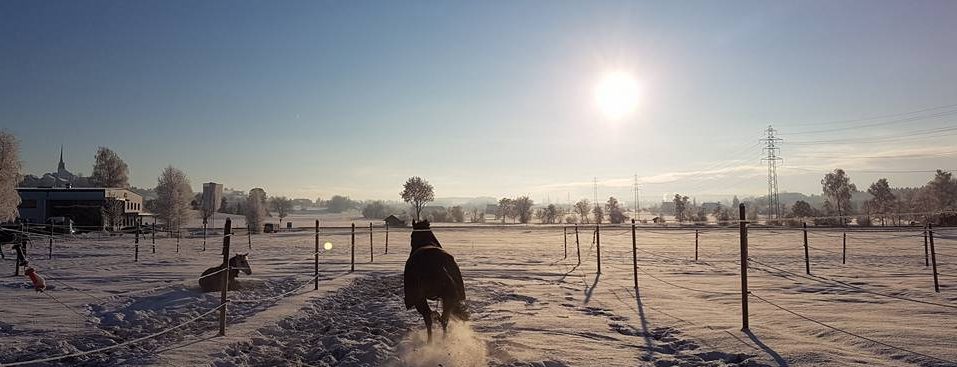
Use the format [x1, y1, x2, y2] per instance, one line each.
[323, 242, 333, 251]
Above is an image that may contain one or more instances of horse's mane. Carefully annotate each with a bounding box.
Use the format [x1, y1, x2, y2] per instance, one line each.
[410, 220, 441, 251]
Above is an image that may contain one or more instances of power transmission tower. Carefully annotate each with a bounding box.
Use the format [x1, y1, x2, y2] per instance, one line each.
[633, 173, 641, 220]
[761, 125, 783, 222]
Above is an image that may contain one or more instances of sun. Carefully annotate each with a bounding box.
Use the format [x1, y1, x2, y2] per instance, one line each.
[594, 71, 641, 120]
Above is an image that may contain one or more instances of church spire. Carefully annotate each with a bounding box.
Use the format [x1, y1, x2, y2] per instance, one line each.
[57, 145, 65, 171]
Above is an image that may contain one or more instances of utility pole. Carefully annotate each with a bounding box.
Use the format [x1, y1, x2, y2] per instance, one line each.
[633, 173, 641, 221]
[761, 125, 783, 222]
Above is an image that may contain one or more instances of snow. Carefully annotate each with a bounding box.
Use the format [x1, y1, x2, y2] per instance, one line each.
[1, 224, 955, 366]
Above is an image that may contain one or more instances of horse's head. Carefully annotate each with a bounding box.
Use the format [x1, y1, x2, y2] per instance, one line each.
[230, 253, 252, 275]
[410, 220, 441, 251]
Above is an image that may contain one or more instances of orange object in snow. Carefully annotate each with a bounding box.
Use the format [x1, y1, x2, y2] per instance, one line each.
[25, 267, 46, 292]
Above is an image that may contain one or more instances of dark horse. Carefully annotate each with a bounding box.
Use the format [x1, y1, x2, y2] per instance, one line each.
[199, 253, 252, 292]
[404, 220, 469, 342]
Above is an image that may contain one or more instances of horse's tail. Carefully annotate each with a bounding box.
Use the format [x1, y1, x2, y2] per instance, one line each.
[443, 256, 469, 320]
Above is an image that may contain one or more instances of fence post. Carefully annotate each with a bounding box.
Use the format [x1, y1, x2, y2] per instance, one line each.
[247, 225, 252, 250]
[134, 221, 140, 262]
[738, 203, 749, 331]
[350, 223, 356, 272]
[203, 220, 207, 252]
[929, 224, 940, 293]
[563, 226, 568, 259]
[694, 229, 699, 262]
[320, 220, 324, 292]
[135, 222, 140, 244]
[924, 224, 929, 267]
[219, 218, 232, 336]
[596, 224, 602, 274]
[369, 222, 373, 263]
[575, 224, 581, 265]
[14, 241, 26, 276]
[48, 223, 54, 260]
[385, 222, 389, 254]
[151, 221, 156, 254]
[803, 222, 811, 275]
[631, 219, 638, 290]
[176, 226, 180, 253]
[842, 231, 847, 264]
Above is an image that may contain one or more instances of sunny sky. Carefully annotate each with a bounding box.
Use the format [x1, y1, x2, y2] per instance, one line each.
[3, 1, 957, 204]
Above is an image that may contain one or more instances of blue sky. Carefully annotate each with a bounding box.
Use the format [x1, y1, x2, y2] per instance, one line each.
[3, 1, 956, 203]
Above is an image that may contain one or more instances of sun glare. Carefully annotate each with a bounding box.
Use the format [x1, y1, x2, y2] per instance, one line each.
[594, 71, 641, 120]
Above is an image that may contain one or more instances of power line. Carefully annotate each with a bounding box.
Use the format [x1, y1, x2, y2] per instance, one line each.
[780, 102, 957, 127]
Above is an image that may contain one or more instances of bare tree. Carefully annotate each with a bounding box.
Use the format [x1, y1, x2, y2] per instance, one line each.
[822, 169, 857, 225]
[245, 188, 268, 233]
[90, 147, 130, 188]
[498, 198, 514, 223]
[574, 199, 591, 224]
[513, 196, 534, 224]
[101, 199, 125, 231]
[400, 176, 434, 221]
[270, 196, 293, 228]
[154, 166, 193, 231]
[0, 131, 21, 222]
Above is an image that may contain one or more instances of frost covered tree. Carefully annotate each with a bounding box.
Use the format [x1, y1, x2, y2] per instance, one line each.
[245, 188, 268, 233]
[592, 204, 604, 224]
[673, 194, 690, 222]
[400, 176, 434, 221]
[513, 196, 534, 224]
[270, 196, 293, 228]
[867, 178, 896, 226]
[497, 198, 514, 223]
[0, 132, 22, 222]
[606, 197, 626, 224]
[154, 166, 193, 231]
[822, 169, 857, 225]
[574, 199, 591, 224]
[90, 147, 129, 188]
[449, 206, 465, 223]
[927, 169, 957, 212]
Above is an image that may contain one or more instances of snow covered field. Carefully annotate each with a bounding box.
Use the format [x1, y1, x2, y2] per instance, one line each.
[1, 224, 956, 366]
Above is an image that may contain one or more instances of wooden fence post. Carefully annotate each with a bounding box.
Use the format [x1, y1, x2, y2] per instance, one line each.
[929, 224, 940, 293]
[694, 229, 699, 262]
[369, 222, 374, 263]
[247, 225, 252, 250]
[176, 225, 180, 253]
[385, 222, 389, 254]
[350, 223, 356, 272]
[48, 223, 54, 260]
[596, 224, 602, 274]
[803, 222, 811, 275]
[320, 220, 324, 292]
[842, 231, 847, 264]
[152, 221, 156, 254]
[739, 204, 749, 331]
[563, 226, 568, 259]
[219, 218, 232, 336]
[631, 219, 638, 290]
[14, 241, 26, 276]
[203, 220, 207, 252]
[575, 224, 581, 265]
[924, 224, 929, 267]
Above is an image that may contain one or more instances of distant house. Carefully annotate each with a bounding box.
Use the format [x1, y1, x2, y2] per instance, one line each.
[384, 215, 406, 227]
[16, 187, 144, 228]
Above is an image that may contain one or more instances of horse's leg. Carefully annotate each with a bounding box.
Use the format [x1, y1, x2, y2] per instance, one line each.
[439, 298, 452, 336]
[415, 302, 433, 343]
